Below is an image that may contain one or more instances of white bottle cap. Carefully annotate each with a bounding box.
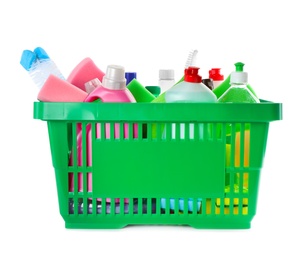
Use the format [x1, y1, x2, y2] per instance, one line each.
[102, 65, 126, 90]
[159, 69, 174, 80]
[230, 71, 248, 84]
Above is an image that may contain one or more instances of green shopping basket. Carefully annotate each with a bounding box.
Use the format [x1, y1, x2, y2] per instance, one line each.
[33, 100, 282, 229]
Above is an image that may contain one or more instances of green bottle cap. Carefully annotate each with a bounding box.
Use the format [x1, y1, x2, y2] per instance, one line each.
[145, 86, 161, 97]
[234, 62, 244, 72]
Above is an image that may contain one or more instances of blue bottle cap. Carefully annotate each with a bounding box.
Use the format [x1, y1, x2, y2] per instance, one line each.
[20, 50, 37, 71]
[34, 47, 50, 60]
[125, 72, 137, 85]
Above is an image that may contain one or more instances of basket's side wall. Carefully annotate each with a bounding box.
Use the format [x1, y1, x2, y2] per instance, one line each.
[47, 121, 70, 220]
[249, 122, 269, 215]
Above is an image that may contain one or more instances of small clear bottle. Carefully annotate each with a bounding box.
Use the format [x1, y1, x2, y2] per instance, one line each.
[158, 69, 175, 93]
[20, 47, 65, 89]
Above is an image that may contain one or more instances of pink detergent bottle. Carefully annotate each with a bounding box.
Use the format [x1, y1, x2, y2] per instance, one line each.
[69, 65, 136, 204]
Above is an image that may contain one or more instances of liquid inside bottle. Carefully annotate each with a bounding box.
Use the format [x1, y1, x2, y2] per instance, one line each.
[218, 62, 259, 103]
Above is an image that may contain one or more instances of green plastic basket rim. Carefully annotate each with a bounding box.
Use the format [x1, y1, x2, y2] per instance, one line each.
[33, 100, 282, 123]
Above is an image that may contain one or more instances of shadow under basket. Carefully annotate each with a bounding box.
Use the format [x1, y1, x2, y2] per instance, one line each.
[33, 100, 282, 229]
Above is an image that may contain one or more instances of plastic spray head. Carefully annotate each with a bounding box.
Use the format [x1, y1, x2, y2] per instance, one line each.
[234, 62, 244, 72]
[185, 49, 198, 68]
[184, 67, 202, 83]
[231, 62, 248, 84]
[102, 64, 126, 90]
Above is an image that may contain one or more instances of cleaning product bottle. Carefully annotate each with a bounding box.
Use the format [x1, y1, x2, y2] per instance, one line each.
[152, 49, 198, 103]
[20, 47, 65, 90]
[158, 69, 175, 93]
[161, 66, 217, 212]
[85, 64, 136, 104]
[71, 65, 137, 199]
[165, 66, 217, 103]
[126, 79, 155, 139]
[217, 62, 259, 103]
[127, 79, 155, 102]
[165, 66, 217, 139]
[209, 68, 224, 89]
[145, 86, 161, 97]
[218, 62, 259, 190]
[202, 78, 214, 90]
[217, 62, 259, 136]
[213, 64, 258, 99]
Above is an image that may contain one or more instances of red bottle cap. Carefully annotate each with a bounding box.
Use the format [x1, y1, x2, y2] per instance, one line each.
[209, 68, 224, 81]
[184, 66, 202, 83]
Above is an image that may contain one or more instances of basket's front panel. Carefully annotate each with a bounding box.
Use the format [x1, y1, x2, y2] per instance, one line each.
[36, 102, 281, 229]
[92, 122, 225, 199]
[62, 121, 259, 229]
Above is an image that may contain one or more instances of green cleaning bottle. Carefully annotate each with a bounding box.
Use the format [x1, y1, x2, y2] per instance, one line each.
[218, 62, 259, 189]
[127, 79, 155, 102]
[218, 62, 259, 136]
[217, 62, 259, 103]
[213, 63, 258, 99]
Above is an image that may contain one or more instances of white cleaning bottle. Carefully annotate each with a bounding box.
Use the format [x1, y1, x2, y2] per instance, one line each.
[165, 66, 217, 139]
[158, 69, 175, 93]
[165, 66, 217, 103]
[152, 49, 198, 103]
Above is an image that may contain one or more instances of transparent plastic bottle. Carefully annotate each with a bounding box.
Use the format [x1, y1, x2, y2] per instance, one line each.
[218, 62, 259, 103]
[158, 69, 175, 93]
[20, 47, 65, 89]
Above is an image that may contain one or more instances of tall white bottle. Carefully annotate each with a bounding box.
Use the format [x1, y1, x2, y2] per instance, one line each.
[158, 69, 175, 93]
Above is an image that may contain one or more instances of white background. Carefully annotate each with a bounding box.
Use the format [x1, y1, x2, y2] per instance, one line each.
[0, 1, 300, 259]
